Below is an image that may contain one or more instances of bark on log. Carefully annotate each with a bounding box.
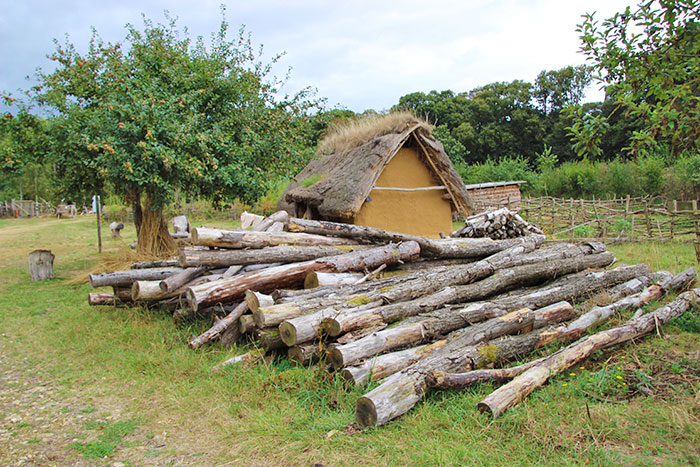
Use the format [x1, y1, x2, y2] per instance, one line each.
[355, 307, 575, 427]
[325, 250, 614, 337]
[89, 267, 183, 288]
[609, 276, 651, 301]
[185, 242, 420, 311]
[131, 280, 181, 301]
[254, 210, 289, 232]
[130, 259, 180, 269]
[179, 245, 356, 268]
[259, 329, 285, 352]
[239, 314, 256, 334]
[160, 266, 207, 293]
[192, 227, 359, 249]
[113, 286, 133, 303]
[286, 217, 544, 258]
[88, 292, 115, 306]
[189, 302, 248, 349]
[426, 268, 695, 390]
[244, 290, 275, 313]
[28, 250, 55, 281]
[212, 350, 264, 371]
[478, 287, 700, 417]
[328, 302, 573, 370]
[304, 272, 365, 289]
[288, 343, 321, 366]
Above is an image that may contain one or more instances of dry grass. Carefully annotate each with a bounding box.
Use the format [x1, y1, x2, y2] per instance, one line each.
[317, 111, 433, 155]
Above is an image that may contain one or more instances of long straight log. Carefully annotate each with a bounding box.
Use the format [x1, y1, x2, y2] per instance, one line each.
[304, 272, 364, 289]
[427, 268, 696, 390]
[130, 259, 179, 269]
[192, 227, 359, 249]
[160, 266, 208, 293]
[132, 280, 181, 301]
[325, 251, 615, 336]
[286, 217, 544, 258]
[189, 302, 248, 349]
[328, 302, 573, 370]
[186, 242, 420, 311]
[478, 286, 700, 417]
[89, 267, 183, 288]
[179, 245, 359, 268]
[355, 303, 576, 427]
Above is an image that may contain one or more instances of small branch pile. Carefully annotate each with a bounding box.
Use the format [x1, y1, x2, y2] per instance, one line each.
[86, 209, 697, 427]
[451, 207, 544, 239]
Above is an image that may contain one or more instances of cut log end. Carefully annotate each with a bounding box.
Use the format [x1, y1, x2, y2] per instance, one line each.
[279, 321, 297, 347]
[327, 347, 345, 370]
[356, 397, 378, 427]
[320, 318, 342, 337]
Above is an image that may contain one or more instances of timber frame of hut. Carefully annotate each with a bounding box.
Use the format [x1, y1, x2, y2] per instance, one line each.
[465, 180, 526, 213]
[279, 115, 474, 238]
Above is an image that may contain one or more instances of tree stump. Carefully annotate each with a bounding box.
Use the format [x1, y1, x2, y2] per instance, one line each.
[28, 250, 55, 281]
[172, 215, 190, 234]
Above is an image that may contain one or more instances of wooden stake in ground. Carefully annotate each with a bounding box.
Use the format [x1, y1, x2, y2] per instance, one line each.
[478, 287, 700, 418]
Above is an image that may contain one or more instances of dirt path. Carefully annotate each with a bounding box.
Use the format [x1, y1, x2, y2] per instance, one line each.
[0, 333, 218, 466]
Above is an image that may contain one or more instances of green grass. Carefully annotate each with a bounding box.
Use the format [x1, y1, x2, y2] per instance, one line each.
[0, 216, 698, 465]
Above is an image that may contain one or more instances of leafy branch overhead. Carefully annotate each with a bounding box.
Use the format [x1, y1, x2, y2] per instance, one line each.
[577, 0, 700, 156]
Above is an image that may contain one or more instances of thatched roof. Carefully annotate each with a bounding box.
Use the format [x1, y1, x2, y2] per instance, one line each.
[279, 114, 474, 219]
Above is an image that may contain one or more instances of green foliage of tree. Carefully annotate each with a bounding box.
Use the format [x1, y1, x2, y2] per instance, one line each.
[31, 12, 319, 254]
[578, 0, 700, 156]
[533, 65, 592, 115]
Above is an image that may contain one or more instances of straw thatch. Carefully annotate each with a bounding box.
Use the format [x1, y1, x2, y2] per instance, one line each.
[279, 113, 474, 220]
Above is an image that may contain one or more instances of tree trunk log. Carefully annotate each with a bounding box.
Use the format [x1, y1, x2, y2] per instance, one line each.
[304, 272, 364, 289]
[89, 267, 183, 288]
[325, 250, 614, 337]
[478, 286, 700, 417]
[179, 244, 357, 268]
[288, 343, 321, 366]
[131, 280, 181, 301]
[244, 290, 274, 313]
[286, 217, 545, 258]
[130, 259, 180, 269]
[192, 227, 359, 249]
[189, 302, 248, 349]
[160, 266, 207, 293]
[254, 210, 289, 232]
[112, 286, 133, 303]
[239, 314, 256, 334]
[185, 241, 420, 311]
[328, 302, 573, 370]
[354, 304, 580, 427]
[88, 292, 115, 306]
[211, 350, 264, 371]
[259, 329, 285, 352]
[28, 250, 55, 281]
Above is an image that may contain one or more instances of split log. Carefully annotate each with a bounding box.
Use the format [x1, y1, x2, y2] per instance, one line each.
[304, 272, 364, 289]
[88, 292, 115, 306]
[192, 227, 359, 249]
[355, 303, 576, 427]
[130, 259, 180, 269]
[324, 250, 614, 337]
[179, 244, 356, 268]
[478, 286, 700, 417]
[28, 250, 55, 281]
[160, 266, 208, 293]
[254, 210, 289, 232]
[185, 242, 420, 311]
[89, 267, 183, 288]
[189, 302, 248, 349]
[240, 211, 264, 229]
[244, 290, 274, 313]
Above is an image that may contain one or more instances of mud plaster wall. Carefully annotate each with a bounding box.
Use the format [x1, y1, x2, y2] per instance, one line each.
[353, 147, 453, 238]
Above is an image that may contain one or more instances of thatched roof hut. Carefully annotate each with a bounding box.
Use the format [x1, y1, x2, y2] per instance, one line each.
[278, 113, 474, 238]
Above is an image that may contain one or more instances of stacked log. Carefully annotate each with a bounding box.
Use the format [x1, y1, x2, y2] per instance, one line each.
[451, 207, 544, 239]
[85, 209, 697, 427]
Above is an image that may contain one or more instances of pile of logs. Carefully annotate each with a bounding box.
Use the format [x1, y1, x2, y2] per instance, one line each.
[451, 207, 544, 239]
[86, 209, 697, 427]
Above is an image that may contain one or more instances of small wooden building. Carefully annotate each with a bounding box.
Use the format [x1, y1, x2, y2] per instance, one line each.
[464, 180, 526, 213]
[279, 114, 474, 238]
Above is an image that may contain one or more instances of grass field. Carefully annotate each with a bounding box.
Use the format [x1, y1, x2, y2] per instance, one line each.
[1, 216, 699, 466]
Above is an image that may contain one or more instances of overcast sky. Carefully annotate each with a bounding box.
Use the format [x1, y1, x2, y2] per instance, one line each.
[1, 0, 634, 114]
